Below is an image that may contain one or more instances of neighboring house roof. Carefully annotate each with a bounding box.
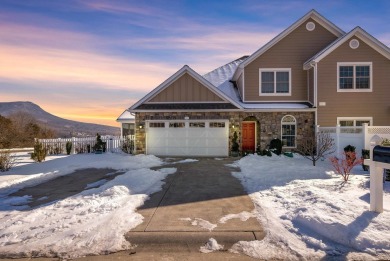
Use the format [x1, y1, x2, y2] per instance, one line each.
[233, 9, 345, 80]
[203, 57, 313, 111]
[116, 110, 135, 122]
[304, 26, 390, 69]
[129, 65, 242, 111]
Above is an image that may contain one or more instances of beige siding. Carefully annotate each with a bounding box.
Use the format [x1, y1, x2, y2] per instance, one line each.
[244, 18, 338, 101]
[148, 73, 224, 103]
[317, 36, 390, 126]
[308, 68, 314, 104]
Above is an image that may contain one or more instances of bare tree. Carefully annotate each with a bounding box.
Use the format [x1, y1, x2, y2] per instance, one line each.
[295, 131, 335, 166]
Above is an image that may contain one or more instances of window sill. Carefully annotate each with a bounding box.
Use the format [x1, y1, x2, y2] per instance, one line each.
[337, 89, 372, 93]
[259, 93, 292, 96]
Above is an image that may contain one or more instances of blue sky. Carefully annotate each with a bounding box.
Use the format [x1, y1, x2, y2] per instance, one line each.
[1, 0, 389, 126]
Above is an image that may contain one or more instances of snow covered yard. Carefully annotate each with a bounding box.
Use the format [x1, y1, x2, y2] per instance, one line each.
[230, 154, 390, 260]
[0, 152, 176, 259]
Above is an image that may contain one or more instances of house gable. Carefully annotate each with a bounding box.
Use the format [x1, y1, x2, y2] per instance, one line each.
[240, 14, 341, 102]
[233, 9, 344, 81]
[130, 65, 242, 111]
[304, 27, 390, 68]
[315, 29, 390, 126]
[148, 73, 224, 103]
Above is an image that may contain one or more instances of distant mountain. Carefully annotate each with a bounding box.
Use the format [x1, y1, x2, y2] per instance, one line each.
[0, 101, 120, 137]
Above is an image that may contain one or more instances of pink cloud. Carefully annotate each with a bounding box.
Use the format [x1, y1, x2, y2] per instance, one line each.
[0, 43, 176, 91]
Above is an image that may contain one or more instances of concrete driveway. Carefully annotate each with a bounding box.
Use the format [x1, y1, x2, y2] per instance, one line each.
[126, 157, 264, 257]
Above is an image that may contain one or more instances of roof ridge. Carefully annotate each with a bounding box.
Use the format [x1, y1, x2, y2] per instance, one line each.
[203, 56, 249, 77]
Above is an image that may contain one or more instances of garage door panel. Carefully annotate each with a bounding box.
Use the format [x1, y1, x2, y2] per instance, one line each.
[146, 121, 228, 156]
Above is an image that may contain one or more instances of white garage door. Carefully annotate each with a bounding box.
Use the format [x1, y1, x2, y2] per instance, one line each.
[146, 120, 229, 156]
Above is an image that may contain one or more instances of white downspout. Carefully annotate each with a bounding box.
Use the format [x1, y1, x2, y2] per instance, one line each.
[309, 62, 318, 127]
[314, 63, 318, 127]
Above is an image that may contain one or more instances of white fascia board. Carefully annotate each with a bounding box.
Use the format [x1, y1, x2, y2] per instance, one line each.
[232, 65, 244, 81]
[129, 109, 243, 113]
[239, 9, 344, 69]
[244, 108, 316, 113]
[354, 29, 390, 60]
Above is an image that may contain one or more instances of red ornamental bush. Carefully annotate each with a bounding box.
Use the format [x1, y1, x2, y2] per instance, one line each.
[329, 151, 363, 182]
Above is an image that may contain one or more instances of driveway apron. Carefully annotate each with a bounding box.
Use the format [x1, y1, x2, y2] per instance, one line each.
[126, 157, 264, 252]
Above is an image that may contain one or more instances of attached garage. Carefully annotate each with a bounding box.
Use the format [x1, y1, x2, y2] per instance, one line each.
[146, 120, 229, 156]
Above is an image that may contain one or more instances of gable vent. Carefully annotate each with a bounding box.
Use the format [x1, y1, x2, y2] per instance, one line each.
[306, 22, 315, 31]
[349, 39, 360, 49]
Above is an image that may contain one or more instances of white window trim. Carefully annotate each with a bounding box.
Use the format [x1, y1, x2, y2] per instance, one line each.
[281, 115, 296, 148]
[259, 68, 292, 96]
[337, 62, 373, 92]
[337, 117, 373, 126]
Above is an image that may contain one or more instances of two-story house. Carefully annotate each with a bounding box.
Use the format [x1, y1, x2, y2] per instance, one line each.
[121, 10, 390, 157]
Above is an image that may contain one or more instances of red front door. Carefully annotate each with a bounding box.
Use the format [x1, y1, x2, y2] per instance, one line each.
[242, 122, 255, 152]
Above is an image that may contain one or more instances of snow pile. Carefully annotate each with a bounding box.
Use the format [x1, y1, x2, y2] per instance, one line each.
[0, 153, 162, 197]
[0, 153, 175, 259]
[200, 238, 224, 253]
[231, 154, 390, 260]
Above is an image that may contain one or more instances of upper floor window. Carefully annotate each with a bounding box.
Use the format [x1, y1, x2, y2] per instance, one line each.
[337, 62, 372, 92]
[259, 68, 291, 96]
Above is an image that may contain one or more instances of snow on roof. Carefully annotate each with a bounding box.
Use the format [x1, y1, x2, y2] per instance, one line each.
[203, 56, 248, 87]
[116, 110, 134, 122]
[203, 57, 310, 110]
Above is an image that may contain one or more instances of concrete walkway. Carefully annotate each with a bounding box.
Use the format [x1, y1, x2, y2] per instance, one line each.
[126, 157, 264, 256]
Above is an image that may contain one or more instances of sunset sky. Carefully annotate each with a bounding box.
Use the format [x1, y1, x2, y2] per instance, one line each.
[1, 0, 389, 127]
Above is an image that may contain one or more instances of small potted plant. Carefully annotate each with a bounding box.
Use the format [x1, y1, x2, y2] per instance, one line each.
[231, 131, 239, 157]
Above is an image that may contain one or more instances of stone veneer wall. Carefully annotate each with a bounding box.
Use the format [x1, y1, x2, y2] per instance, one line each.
[134, 111, 315, 154]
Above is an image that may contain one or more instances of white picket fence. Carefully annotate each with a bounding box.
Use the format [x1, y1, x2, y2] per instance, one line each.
[37, 135, 135, 155]
[318, 124, 390, 155]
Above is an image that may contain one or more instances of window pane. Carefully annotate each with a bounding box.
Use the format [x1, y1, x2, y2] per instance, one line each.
[261, 72, 274, 93]
[356, 78, 369, 89]
[356, 66, 370, 89]
[339, 120, 354, 126]
[262, 71, 274, 81]
[276, 72, 289, 93]
[356, 66, 369, 77]
[276, 82, 289, 93]
[356, 120, 370, 126]
[339, 78, 353, 89]
[276, 71, 289, 81]
[150, 122, 165, 128]
[282, 123, 296, 147]
[209, 122, 225, 128]
[262, 83, 274, 93]
[339, 66, 353, 77]
[169, 122, 185, 128]
[189, 122, 205, 128]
